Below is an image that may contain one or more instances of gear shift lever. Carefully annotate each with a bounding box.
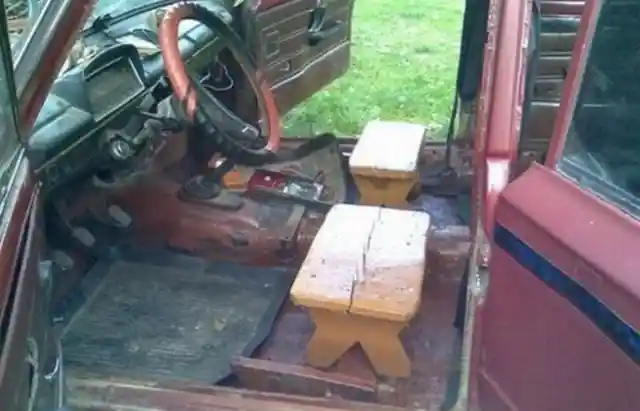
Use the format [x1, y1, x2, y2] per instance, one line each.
[180, 158, 235, 200]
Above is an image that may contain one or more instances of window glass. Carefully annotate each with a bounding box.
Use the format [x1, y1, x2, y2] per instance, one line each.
[556, 0, 640, 218]
[0, 8, 21, 201]
[5, 0, 46, 56]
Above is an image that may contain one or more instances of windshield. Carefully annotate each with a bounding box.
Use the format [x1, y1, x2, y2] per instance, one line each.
[93, 0, 153, 16]
[8, 0, 219, 69]
[6, 0, 187, 44]
[86, 0, 172, 26]
[5, 0, 157, 48]
[557, 0, 640, 218]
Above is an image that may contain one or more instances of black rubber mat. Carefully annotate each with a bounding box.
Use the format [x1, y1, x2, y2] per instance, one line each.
[58, 247, 292, 383]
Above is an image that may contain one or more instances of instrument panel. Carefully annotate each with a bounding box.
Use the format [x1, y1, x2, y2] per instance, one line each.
[29, 43, 149, 191]
[85, 54, 146, 120]
[27, 13, 225, 194]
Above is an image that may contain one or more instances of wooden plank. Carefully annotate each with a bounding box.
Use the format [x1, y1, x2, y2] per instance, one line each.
[231, 356, 377, 402]
[67, 377, 405, 411]
[290, 204, 380, 311]
[349, 121, 426, 179]
[349, 207, 430, 322]
[291, 204, 430, 322]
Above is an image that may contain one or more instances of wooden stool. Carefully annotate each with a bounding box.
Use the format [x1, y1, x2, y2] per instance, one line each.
[349, 121, 426, 207]
[290, 204, 430, 378]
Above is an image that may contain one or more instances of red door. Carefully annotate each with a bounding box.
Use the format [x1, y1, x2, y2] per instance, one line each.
[477, 1, 640, 410]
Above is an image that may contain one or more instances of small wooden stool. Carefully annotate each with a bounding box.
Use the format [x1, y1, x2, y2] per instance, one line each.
[349, 121, 426, 207]
[290, 204, 430, 378]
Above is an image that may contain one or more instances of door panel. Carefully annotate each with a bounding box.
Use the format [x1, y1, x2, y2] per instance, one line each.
[248, 0, 355, 113]
[0, 162, 59, 411]
[478, 164, 640, 411]
[0, 162, 36, 411]
[0, 161, 60, 411]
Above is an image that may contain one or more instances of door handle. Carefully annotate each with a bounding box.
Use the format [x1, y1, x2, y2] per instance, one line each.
[308, 20, 344, 46]
[307, 4, 344, 46]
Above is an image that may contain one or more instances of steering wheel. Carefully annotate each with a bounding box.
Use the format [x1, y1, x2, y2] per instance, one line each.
[158, 3, 282, 166]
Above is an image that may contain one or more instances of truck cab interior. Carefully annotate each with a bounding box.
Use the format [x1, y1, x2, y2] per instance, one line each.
[0, 1, 638, 411]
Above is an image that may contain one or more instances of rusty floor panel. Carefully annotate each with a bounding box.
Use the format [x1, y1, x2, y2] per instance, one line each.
[66, 262, 466, 411]
[237, 195, 469, 410]
[252, 259, 464, 410]
[65, 194, 470, 411]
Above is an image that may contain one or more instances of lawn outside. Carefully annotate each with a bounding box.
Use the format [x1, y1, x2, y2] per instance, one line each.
[284, 0, 464, 138]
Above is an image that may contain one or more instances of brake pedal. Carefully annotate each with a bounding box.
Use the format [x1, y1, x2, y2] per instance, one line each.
[51, 250, 75, 271]
[107, 205, 133, 228]
[72, 227, 96, 248]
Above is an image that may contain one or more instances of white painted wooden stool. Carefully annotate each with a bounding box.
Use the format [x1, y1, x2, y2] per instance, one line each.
[349, 120, 426, 207]
[290, 204, 431, 377]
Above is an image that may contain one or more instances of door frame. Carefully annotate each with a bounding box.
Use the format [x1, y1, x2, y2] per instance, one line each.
[450, 0, 532, 409]
[543, 0, 599, 168]
[0, 1, 95, 410]
[0, 0, 96, 305]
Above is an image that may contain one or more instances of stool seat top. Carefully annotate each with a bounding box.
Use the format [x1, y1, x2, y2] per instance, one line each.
[349, 120, 426, 178]
[290, 204, 431, 322]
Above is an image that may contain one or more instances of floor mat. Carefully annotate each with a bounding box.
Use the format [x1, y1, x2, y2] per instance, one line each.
[59, 247, 292, 383]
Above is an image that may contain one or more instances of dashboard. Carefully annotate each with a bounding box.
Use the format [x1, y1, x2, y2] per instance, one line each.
[85, 51, 146, 120]
[28, 0, 229, 193]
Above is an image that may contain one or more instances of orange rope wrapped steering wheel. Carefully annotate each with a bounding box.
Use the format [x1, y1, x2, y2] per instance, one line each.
[158, 3, 282, 162]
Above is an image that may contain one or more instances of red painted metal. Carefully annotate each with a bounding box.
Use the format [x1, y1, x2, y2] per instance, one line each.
[501, 166, 640, 329]
[21, 1, 95, 128]
[471, 0, 640, 409]
[474, 0, 530, 236]
[479, 164, 640, 411]
[0, 160, 40, 411]
[479, 1, 640, 408]
[247, 170, 288, 190]
[0, 161, 35, 337]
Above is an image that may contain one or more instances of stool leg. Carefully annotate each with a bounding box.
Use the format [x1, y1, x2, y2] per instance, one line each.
[353, 177, 388, 205]
[359, 322, 411, 378]
[353, 176, 414, 207]
[305, 309, 357, 368]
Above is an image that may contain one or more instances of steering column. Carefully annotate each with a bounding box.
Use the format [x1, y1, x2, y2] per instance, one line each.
[159, 2, 282, 201]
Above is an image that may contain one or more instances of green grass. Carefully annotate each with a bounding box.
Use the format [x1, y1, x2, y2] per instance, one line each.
[284, 0, 464, 138]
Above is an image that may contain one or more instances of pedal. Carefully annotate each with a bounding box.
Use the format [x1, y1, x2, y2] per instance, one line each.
[107, 205, 133, 228]
[51, 250, 75, 271]
[72, 227, 96, 248]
